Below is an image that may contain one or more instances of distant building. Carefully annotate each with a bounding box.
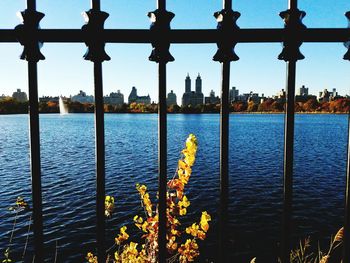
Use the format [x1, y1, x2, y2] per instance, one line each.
[39, 96, 59, 103]
[276, 89, 286, 99]
[274, 89, 286, 103]
[205, 90, 220, 104]
[182, 73, 204, 107]
[167, 90, 177, 106]
[128, 86, 151, 104]
[12, 89, 28, 102]
[330, 88, 339, 100]
[71, 90, 94, 103]
[295, 85, 316, 103]
[104, 90, 124, 105]
[298, 85, 309, 96]
[318, 89, 329, 102]
[229, 87, 239, 103]
[260, 93, 267, 104]
[245, 92, 260, 104]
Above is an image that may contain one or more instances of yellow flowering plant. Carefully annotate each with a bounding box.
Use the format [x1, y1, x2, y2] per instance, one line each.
[87, 134, 211, 262]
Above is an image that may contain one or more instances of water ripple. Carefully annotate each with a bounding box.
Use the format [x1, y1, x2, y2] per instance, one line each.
[0, 114, 348, 262]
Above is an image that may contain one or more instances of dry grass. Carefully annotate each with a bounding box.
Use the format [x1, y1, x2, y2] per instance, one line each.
[250, 227, 344, 263]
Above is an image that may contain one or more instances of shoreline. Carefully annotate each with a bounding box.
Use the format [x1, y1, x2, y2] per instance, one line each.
[0, 112, 349, 116]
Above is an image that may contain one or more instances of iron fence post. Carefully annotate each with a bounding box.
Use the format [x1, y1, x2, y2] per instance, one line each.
[148, 0, 174, 261]
[158, 61, 167, 263]
[343, 11, 350, 263]
[278, 0, 306, 261]
[15, 0, 45, 261]
[82, 1, 110, 261]
[213, 0, 240, 261]
[344, 113, 350, 263]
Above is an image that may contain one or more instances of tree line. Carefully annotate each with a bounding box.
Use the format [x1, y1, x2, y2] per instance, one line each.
[0, 97, 349, 114]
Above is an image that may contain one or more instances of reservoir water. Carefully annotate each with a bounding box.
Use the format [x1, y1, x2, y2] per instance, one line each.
[0, 113, 348, 262]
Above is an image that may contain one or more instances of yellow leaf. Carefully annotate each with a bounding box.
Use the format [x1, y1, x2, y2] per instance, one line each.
[200, 211, 211, 232]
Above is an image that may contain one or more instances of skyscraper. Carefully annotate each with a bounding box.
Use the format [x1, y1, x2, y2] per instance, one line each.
[298, 85, 309, 96]
[185, 73, 191, 93]
[229, 86, 239, 102]
[195, 73, 202, 93]
[182, 73, 204, 107]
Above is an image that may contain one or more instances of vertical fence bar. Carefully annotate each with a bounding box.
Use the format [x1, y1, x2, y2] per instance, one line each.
[279, 0, 304, 260]
[26, 0, 36, 10]
[281, 60, 296, 263]
[157, 0, 165, 12]
[217, 0, 233, 261]
[91, 0, 101, 11]
[344, 114, 350, 262]
[25, 0, 44, 261]
[148, 1, 173, 261]
[219, 61, 230, 262]
[85, 0, 107, 261]
[158, 61, 167, 263]
[223, 0, 232, 11]
[151, 1, 169, 262]
[288, 0, 297, 10]
[94, 61, 106, 262]
[343, 11, 350, 263]
[28, 60, 44, 263]
[212, 0, 238, 261]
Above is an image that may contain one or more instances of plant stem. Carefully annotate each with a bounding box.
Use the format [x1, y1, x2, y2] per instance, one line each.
[54, 240, 58, 263]
[22, 214, 32, 259]
[9, 211, 18, 245]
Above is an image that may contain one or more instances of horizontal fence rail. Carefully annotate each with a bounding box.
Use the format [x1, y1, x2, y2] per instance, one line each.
[1, 0, 350, 262]
[0, 28, 350, 43]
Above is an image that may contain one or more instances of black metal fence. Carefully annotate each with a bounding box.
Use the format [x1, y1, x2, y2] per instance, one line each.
[0, 0, 350, 262]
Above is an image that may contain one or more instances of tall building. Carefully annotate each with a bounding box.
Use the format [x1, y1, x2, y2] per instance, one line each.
[331, 88, 338, 98]
[182, 73, 204, 107]
[104, 90, 124, 105]
[12, 89, 28, 102]
[295, 85, 317, 103]
[229, 87, 239, 102]
[298, 85, 309, 96]
[71, 90, 94, 103]
[319, 89, 330, 102]
[167, 90, 177, 106]
[318, 88, 339, 102]
[128, 86, 137, 103]
[195, 73, 202, 93]
[185, 73, 191, 93]
[128, 86, 151, 104]
[205, 90, 220, 104]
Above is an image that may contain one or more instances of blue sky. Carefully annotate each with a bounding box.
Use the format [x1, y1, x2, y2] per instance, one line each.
[0, 0, 349, 103]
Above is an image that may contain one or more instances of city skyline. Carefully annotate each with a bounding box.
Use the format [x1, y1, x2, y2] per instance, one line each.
[0, 1, 350, 101]
[3, 80, 348, 107]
